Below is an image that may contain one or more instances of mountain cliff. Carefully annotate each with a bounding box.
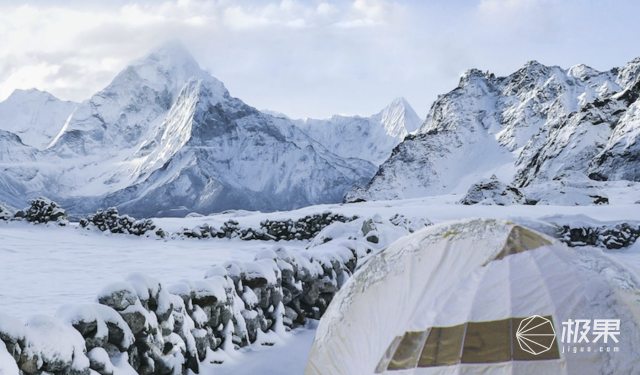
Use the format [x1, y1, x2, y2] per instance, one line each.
[349, 59, 640, 205]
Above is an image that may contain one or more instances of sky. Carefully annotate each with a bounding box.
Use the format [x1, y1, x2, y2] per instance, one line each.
[1, 0, 640, 119]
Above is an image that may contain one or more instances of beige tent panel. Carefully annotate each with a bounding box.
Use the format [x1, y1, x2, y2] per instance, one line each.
[379, 317, 560, 372]
[375, 336, 403, 373]
[418, 324, 465, 367]
[387, 331, 429, 370]
[495, 226, 552, 261]
[461, 319, 511, 364]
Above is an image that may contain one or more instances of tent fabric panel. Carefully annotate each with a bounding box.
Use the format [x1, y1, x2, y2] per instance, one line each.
[387, 331, 429, 370]
[461, 319, 512, 364]
[495, 226, 552, 261]
[418, 324, 466, 367]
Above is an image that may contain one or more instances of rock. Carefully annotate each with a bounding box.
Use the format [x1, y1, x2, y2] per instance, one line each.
[559, 222, 640, 249]
[98, 283, 139, 311]
[22, 197, 68, 224]
[459, 175, 526, 205]
[365, 233, 380, 244]
[0, 203, 12, 220]
[80, 207, 161, 237]
[88, 348, 114, 375]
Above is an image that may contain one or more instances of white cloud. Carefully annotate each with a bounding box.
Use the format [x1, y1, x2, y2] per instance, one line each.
[0, 0, 639, 118]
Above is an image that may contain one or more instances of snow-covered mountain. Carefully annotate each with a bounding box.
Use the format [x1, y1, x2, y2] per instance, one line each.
[0, 89, 76, 149]
[0, 43, 375, 216]
[294, 97, 421, 165]
[348, 58, 640, 205]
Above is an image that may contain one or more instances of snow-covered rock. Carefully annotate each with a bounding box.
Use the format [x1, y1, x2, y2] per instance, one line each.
[0, 203, 12, 221]
[295, 97, 421, 165]
[18, 197, 67, 225]
[80, 207, 162, 237]
[351, 58, 640, 204]
[459, 175, 526, 205]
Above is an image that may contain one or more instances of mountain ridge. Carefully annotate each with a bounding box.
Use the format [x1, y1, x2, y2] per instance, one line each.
[0, 43, 400, 216]
[349, 57, 640, 205]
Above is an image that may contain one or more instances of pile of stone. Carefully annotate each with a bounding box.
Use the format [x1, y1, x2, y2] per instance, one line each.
[0, 243, 359, 374]
[178, 212, 357, 241]
[80, 207, 166, 238]
[558, 222, 640, 249]
[13, 197, 68, 225]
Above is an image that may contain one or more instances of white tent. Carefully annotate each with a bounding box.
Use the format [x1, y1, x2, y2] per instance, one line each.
[306, 219, 640, 375]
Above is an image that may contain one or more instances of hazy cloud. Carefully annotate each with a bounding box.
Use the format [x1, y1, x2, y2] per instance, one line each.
[1, 0, 639, 118]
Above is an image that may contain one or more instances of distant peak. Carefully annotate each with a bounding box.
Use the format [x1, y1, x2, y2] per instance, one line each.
[387, 97, 410, 108]
[458, 68, 490, 87]
[140, 40, 200, 71]
[5, 88, 59, 102]
[519, 60, 550, 73]
[524, 59, 544, 67]
[379, 96, 421, 135]
[148, 41, 193, 59]
[567, 63, 601, 80]
[105, 40, 227, 99]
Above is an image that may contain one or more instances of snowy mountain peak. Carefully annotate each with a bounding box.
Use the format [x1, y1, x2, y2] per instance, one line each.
[523, 59, 546, 69]
[48, 42, 229, 156]
[5, 88, 58, 102]
[112, 41, 227, 99]
[458, 68, 490, 87]
[0, 88, 76, 149]
[377, 97, 421, 136]
[567, 63, 601, 81]
[617, 56, 640, 88]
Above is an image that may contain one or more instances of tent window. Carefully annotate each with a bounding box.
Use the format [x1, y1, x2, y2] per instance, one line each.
[461, 319, 511, 363]
[387, 330, 429, 370]
[383, 317, 560, 371]
[418, 323, 465, 367]
[375, 336, 403, 373]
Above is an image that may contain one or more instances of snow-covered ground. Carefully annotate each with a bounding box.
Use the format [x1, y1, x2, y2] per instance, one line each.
[201, 321, 317, 375]
[1, 197, 639, 374]
[154, 195, 640, 231]
[0, 222, 291, 318]
[2, 197, 638, 319]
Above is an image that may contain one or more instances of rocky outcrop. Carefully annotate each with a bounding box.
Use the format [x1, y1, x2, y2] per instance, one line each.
[459, 175, 527, 205]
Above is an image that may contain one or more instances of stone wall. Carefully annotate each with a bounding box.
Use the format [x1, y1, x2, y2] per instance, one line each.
[558, 222, 640, 249]
[0, 244, 358, 375]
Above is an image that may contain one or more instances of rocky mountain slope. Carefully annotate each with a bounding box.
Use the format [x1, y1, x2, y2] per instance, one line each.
[349, 59, 640, 205]
[0, 44, 376, 216]
[294, 97, 421, 165]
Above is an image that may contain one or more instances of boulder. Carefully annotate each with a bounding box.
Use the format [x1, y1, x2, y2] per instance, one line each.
[459, 175, 526, 205]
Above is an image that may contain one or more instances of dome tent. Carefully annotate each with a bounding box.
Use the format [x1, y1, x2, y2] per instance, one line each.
[306, 219, 640, 375]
